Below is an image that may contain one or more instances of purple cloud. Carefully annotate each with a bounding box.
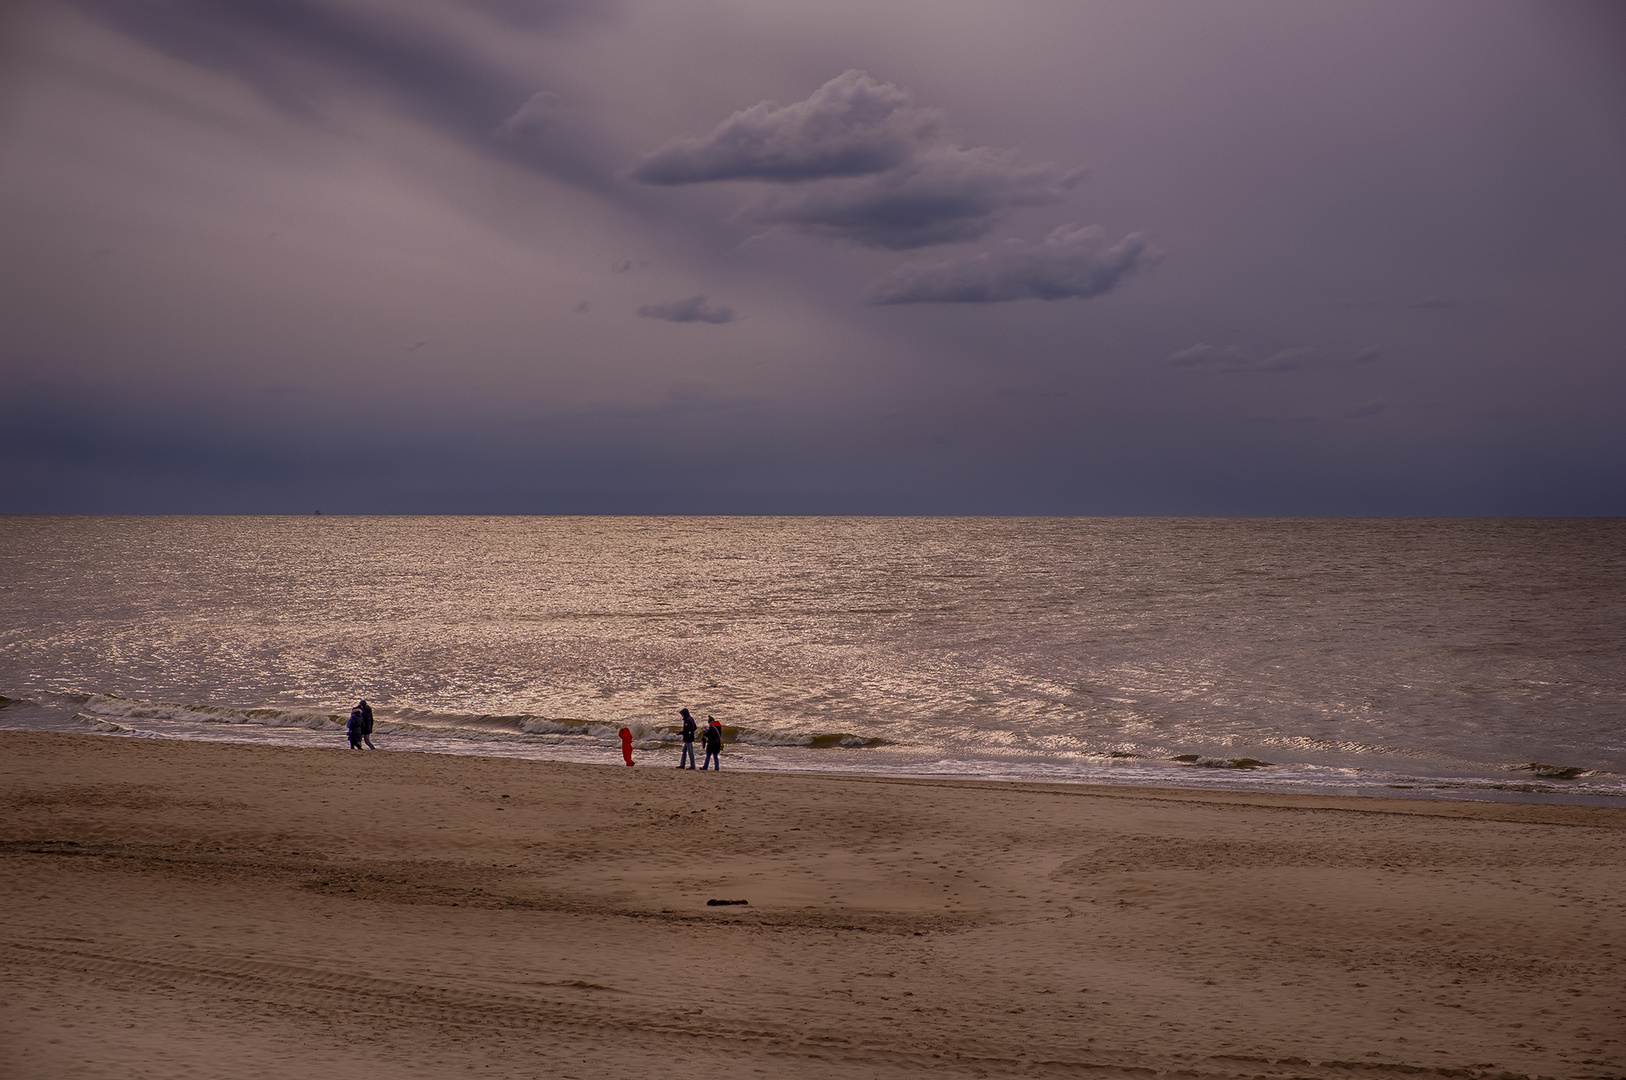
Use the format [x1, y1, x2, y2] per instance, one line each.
[637, 296, 736, 324]
[757, 147, 1082, 250]
[67, 0, 618, 190]
[494, 90, 573, 141]
[866, 224, 1153, 304]
[631, 70, 939, 185]
[635, 70, 1086, 250]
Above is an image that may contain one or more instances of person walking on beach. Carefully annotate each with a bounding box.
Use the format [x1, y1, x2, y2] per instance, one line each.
[358, 699, 376, 750]
[619, 726, 635, 766]
[346, 706, 365, 750]
[678, 708, 697, 769]
[700, 716, 723, 771]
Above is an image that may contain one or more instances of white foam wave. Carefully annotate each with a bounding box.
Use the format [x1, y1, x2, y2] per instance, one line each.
[80, 696, 344, 732]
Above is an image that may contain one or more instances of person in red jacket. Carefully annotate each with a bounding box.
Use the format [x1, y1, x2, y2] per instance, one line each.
[619, 726, 635, 766]
[700, 718, 723, 771]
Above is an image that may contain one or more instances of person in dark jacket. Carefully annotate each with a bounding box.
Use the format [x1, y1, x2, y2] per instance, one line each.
[678, 707, 697, 769]
[346, 707, 365, 749]
[700, 717, 723, 771]
[358, 699, 376, 750]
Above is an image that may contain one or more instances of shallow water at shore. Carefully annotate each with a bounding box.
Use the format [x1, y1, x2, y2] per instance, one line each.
[3, 516, 1623, 804]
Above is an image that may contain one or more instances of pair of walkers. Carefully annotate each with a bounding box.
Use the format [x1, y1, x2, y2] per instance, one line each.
[346, 699, 376, 750]
[677, 707, 723, 770]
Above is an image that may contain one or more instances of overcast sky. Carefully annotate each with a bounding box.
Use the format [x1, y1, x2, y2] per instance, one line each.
[2, 0, 1623, 513]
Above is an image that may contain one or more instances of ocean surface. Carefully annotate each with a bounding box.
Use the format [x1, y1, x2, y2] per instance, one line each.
[2, 516, 1622, 805]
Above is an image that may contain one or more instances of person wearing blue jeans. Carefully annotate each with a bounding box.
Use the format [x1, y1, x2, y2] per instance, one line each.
[678, 708, 697, 769]
[701, 717, 722, 771]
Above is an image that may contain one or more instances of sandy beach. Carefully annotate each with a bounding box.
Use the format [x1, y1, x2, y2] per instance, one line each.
[2, 731, 1622, 1079]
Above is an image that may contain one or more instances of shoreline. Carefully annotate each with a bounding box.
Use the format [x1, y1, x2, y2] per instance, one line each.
[3, 730, 1623, 1078]
[8, 701, 1623, 808]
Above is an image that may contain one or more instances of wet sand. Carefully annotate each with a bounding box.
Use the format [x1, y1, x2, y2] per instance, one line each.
[2, 731, 1623, 1079]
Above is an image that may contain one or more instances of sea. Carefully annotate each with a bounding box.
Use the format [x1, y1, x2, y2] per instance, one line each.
[2, 516, 1622, 805]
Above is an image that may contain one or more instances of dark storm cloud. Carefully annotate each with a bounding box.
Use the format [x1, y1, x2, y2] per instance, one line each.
[757, 147, 1082, 250]
[866, 224, 1152, 304]
[66, 0, 615, 188]
[631, 70, 938, 185]
[636, 295, 735, 323]
[635, 70, 1084, 250]
[8, 2, 1624, 516]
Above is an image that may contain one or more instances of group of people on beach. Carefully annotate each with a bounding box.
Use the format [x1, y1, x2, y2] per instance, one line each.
[618, 707, 723, 769]
[347, 697, 724, 768]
